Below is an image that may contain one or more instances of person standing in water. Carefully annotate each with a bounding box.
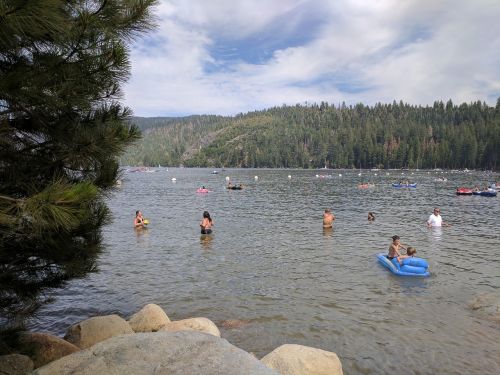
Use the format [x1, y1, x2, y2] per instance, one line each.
[323, 208, 335, 228]
[426, 207, 450, 228]
[200, 211, 213, 234]
[134, 210, 145, 228]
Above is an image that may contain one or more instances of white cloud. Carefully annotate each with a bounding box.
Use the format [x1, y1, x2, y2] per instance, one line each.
[123, 0, 500, 116]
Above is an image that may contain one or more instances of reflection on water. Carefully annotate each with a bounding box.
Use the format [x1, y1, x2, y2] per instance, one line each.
[200, 234, 213, 250]
[322, 227, 333, 237]
[429, 226, 443, 241]
[29, 169, 500, 375]
[134, 227, 150, 243]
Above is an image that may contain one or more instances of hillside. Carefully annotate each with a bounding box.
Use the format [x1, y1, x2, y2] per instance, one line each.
[121, 100, 500, 170]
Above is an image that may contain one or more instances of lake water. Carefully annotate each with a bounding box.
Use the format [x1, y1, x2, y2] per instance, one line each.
[30, 168, 500, 375]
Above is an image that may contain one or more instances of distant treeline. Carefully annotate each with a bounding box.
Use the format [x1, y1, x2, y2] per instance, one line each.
[122, 99, 500, 170]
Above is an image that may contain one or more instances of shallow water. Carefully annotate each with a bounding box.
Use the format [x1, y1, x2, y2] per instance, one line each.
[30, 169, 500, 374]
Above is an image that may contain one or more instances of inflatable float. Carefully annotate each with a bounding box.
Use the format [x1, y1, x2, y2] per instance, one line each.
[473, 189, 497, 197]
[377, 253, 430, 277]
[196, 188, 209, 193]
[392, 183, 417, 188]
[456, 187, 473, 195]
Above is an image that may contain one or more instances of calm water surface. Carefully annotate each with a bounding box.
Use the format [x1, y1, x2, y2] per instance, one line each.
[31, 169, 500, 375]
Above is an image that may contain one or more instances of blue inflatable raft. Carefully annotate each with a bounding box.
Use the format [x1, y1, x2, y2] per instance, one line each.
[392, 183, 417, 188]
[377, 253, 430, 277]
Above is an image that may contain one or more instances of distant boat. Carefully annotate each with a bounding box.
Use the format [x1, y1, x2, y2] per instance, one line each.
[129, 167, 156, 173]
[392, 183, 416, 188]
[211, 170, 219, 174]
[456, 187, 473, 195]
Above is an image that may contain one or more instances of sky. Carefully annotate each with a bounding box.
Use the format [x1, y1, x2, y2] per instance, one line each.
[124, 0, 500, 117]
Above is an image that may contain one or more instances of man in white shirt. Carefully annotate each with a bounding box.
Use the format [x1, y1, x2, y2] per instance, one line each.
[427, 207, 450, 227]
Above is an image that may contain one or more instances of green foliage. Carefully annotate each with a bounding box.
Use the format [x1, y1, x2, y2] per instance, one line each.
[0, 0, 157, 326]
[123, 100, 499, 170]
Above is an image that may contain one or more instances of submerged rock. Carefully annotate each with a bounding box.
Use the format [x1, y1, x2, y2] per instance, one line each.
[468, 292, 500, 321]
[219, 319, 251, 329]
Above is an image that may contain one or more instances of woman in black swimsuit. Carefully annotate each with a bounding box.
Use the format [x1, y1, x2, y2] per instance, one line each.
[200, 211, 213, 234]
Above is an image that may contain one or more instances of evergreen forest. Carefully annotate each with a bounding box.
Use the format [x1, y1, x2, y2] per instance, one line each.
[0, 0, 157, 336]
[123, 99, 500, 170]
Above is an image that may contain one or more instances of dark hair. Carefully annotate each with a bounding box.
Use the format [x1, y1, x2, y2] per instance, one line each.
[203, 211, 212, 222]
[392, 235, 400, 241]
[135, 210, 140, 216]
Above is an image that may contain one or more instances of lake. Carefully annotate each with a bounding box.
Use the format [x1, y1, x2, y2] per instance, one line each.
[30, 168, 500, 375]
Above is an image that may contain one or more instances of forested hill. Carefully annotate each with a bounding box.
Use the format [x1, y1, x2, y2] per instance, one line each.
[122, 100, 500, 170]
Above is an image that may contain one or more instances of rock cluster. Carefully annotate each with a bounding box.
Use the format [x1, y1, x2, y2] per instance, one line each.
[3, 303, 343, 375]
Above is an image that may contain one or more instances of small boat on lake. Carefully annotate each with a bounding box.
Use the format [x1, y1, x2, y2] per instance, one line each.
[473, 189, 497, 197]
[129, 167, 156, 173]
[392, 183, 417, 188]
[456, 187, 473, 195]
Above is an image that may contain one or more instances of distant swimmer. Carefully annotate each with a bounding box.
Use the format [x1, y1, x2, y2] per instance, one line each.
[323, 208, 336, 228]
[200, 210, 213, 234]
[368, 212, 375, 221]
[134, 210, 145, 228]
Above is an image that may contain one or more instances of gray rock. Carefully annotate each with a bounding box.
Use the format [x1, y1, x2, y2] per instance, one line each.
[0, 354, 34, 375]
[34, 331, 278, 375]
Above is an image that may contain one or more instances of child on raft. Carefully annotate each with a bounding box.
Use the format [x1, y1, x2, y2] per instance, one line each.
[397, 246, 417, 264]
[387, 235, 408, 260]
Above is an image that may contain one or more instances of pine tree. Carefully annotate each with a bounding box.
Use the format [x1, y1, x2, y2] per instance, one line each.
[0, 0, 157, 326]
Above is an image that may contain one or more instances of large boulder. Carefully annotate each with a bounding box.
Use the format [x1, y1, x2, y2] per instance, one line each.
[20, 332, 79, 368]
[128, 304, 170, 332]
[34, 331, 278, 375]
[64, 314, 133, 349]
[0, 354, 34, 374]
[261, 344, 343, 375]
[159, 317, 220, 337]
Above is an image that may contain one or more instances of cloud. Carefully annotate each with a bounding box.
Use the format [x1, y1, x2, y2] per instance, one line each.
[123, 0, 500, 116]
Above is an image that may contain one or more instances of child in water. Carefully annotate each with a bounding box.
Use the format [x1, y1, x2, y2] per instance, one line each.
[200, 211, 213, 234]
[397, 246, 416, 264]
[367, 212, 375, 221]
[134, 210, 145, 228]
[323, 208, 335, 228]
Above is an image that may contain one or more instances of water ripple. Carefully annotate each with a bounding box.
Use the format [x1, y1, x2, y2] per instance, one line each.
[29, 169, 500, 375]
